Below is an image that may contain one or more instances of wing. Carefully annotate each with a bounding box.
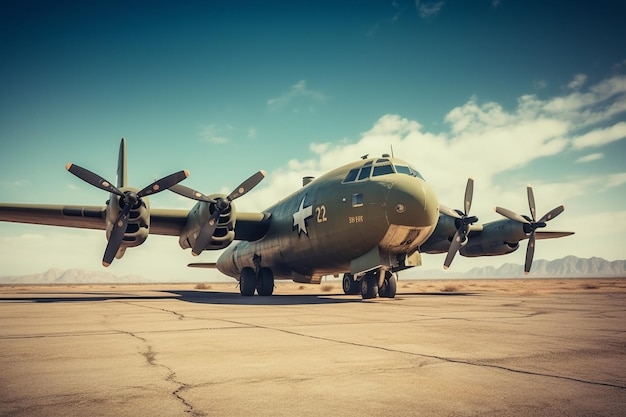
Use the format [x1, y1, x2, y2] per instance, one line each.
[0, 203, 106, 230]
[0, 204, 272, 244]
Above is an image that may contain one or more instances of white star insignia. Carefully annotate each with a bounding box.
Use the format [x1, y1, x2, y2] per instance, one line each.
[293, 195, 313, 235]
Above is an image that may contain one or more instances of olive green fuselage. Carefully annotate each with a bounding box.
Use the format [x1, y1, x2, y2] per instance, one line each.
[217, 157, 439, 282]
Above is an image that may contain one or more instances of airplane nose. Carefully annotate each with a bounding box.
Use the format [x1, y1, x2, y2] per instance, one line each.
[385, 177, 439, 230]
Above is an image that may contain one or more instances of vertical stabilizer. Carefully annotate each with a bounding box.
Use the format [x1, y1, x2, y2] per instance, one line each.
[117, 138, 128, 188]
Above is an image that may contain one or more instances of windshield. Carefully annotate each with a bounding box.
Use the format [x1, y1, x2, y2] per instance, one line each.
[342, 160, 425, 183]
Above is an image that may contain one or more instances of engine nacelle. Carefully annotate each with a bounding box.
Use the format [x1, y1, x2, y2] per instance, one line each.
[460, 219, 524, 257]
[179, 193, 236, 251]
[105, 189, 150, 253]
[419, 214, 458, 253]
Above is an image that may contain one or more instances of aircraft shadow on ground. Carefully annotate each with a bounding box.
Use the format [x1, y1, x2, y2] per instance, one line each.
[0, 289, 476, 305]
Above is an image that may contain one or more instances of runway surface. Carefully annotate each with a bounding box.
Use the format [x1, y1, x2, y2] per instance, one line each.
[0, 279, 625, 416]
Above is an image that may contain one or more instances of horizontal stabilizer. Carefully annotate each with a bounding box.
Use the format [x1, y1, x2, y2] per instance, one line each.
[535, 231, 575, 240]
[188, 263, 218, 269]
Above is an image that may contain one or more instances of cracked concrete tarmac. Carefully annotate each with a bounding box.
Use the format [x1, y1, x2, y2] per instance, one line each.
[0, 279, 625, 416]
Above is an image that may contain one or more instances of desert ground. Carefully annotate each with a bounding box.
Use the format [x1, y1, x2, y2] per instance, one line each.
[0, 278, 625, 416]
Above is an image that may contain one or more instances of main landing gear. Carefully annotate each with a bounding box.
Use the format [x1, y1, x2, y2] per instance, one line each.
[239, 266, 274, 296]
[342, 271, 397, 300]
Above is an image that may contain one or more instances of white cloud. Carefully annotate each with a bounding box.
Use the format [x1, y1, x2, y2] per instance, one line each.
[605, 172, 626, 189]
[572, 121, 626, 149]
[267, 80, 327, 110]
[198, 124, 228, 144]
[415, 0, 445, 18]
[575, 153, 604, 163]
[0, 179, 28, 188]
[248, 127, 257, 140]
[567, 73, 587, 90]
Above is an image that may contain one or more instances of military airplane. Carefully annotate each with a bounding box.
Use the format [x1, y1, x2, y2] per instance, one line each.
[0, 138, 573, 299]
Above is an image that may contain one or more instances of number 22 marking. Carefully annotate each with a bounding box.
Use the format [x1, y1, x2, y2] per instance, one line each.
[316, 205, 328, 223]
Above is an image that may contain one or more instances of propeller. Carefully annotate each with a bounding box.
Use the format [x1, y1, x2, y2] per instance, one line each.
[495, 185, 565, 274]
[169, 170, 266, 256]
[440, 178, 479, 269]
[66, 163, 189, 266]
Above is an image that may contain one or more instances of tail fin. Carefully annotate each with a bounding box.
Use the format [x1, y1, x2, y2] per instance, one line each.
[117, 138, 128, 188]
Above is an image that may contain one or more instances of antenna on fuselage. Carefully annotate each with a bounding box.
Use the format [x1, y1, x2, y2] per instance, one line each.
[390, 145, 395, 158]
[361, 154, 369, 160]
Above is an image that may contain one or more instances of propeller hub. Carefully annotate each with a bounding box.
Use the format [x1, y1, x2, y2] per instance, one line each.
[216, 198, 230, 212]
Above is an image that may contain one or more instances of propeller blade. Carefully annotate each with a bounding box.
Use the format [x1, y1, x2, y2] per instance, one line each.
[524, 233, 536, 275]
[464, 178, 474, 215]
[66, 163, 124, 197]
[191, 211, 220, 256]
[138, 170, 190, 198]
[527, 185, 536, 222]
[439, 205, 462, 219]
[443, 230, 462, 269]
[227, 170, 266, 202]
[538, 205, 564, 224]
[169, 184, 214, 203]
[495, 206, 531, 224]
[102, 207, 130, 266]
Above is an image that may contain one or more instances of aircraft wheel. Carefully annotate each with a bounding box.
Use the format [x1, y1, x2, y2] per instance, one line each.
[379, 272, 397, 298]
[360, 273, 378, 299]
[342, 273, 359, 295]
[257, 267, 274, 296]
[240, 267, 256, 296]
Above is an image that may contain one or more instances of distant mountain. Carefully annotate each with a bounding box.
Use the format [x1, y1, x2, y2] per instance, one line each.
[0, 268, 145, 284]
[1, 256, 625, 284]
[438, 256, 626, 279]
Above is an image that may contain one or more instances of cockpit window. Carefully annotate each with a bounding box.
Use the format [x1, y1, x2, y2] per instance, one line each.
[372, 163, 394, 177]
[357, 165, 372, 180]
[343, 168, 359, 183]
[395, 165, 424, 180]
[343, 160, 425, 183]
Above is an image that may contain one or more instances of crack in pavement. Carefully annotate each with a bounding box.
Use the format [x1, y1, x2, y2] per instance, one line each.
[117, 300, 626, 392]
[221, 319, 626, 391]
[115, 329, 205, 417]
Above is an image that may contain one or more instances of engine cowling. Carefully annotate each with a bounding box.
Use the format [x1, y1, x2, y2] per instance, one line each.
[105, 189, 150, 250]
[178, 193, 236, 251]
[459, 219, 523, 257]
[420, 214, 459, 253]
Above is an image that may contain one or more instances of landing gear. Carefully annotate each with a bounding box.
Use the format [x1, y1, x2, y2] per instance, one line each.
[239, 266, 274, 296]
[360, 272, 378, 299]
[355, 270, 396, 299]
[257, 267, 274, 296]
[379, 271, 397, 298]
[342, 273, 360, 295]
[240, 267, 256, 296]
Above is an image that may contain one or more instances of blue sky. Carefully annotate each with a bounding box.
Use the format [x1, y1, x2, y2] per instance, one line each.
[1, 0, 625, 281]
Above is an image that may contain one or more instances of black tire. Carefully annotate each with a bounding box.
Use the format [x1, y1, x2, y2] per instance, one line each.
[240, 267, 256, 296]
[379, 272, 397, 298]
[360, 273, 378, 299]
[257, 267, 274, 296]
[342, 273, 359, 295]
